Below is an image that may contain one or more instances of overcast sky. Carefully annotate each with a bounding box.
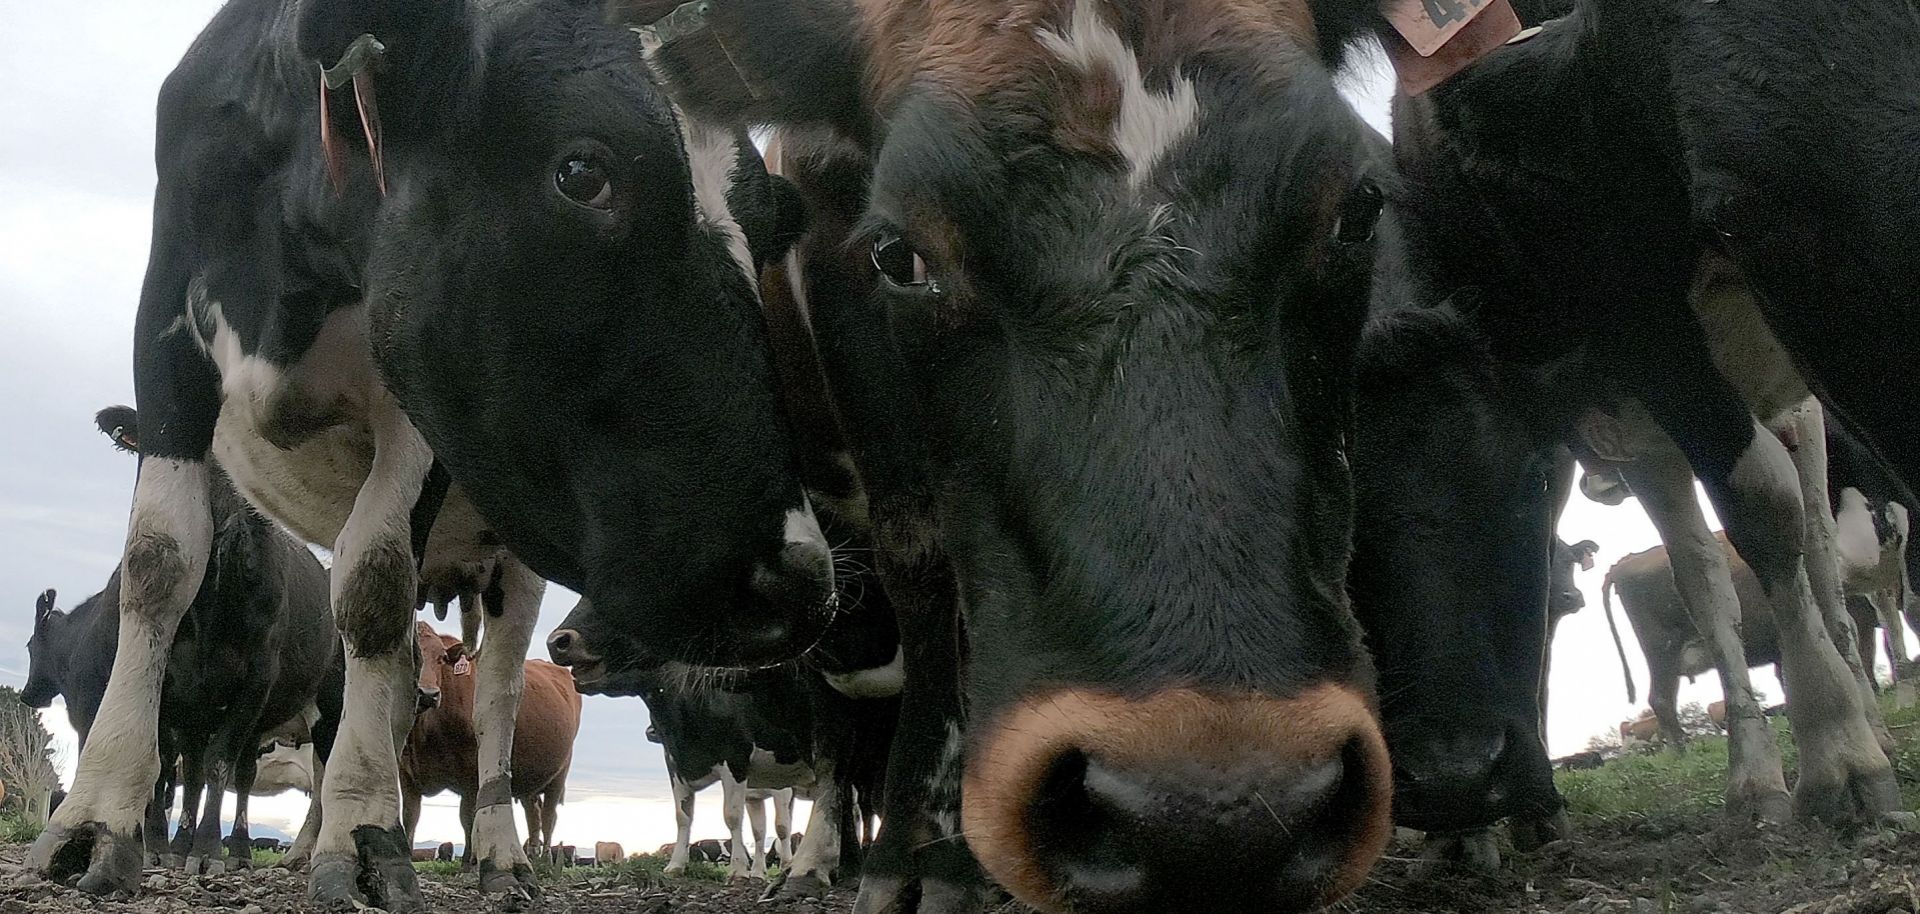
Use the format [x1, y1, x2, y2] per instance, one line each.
[1, 0, 1894, 856]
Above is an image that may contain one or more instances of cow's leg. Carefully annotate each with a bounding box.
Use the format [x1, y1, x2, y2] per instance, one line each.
[459, 793, 477, 870]
[540, 781, 561, 852]
[724, 777, 752, 881]
[1655, 408, 1900, 824]
[772, 789, 794, 866]
[186, 752, 233, 876]
[286, 670, 343, 871]
[30, 455, 214, 893]
[852, 545, 986, 914]
[1783, 401, 1894, 750]
[1618, 451, 1791, 823]
[283, 755, 326, 870]
[308, 395, 433, 912]
[1648, 670, 1687, 750]
[170, 751, 206, 868]
[464, 557, 544, 899]
[746, 792, 769, 880]
[143, 731, 175, 868]
[782, 773, 844, 896]
[665, 773, 695, 876]
[227, 751, 259, 870]
[520, 796, 543, 860]
[401, 788, 421, 847]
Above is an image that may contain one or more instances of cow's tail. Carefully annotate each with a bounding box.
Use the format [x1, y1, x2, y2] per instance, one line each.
[1604, 572, 1637, 705]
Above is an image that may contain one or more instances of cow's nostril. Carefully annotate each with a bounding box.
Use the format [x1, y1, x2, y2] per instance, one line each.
[546, 629, 584, 664]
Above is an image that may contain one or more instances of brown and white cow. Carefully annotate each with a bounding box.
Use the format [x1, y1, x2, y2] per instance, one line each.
[578, 2, 1447, 911]
[402, 623, 581, 869]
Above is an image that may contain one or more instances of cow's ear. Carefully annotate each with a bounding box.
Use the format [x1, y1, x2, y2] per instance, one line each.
[444, 643, 467, 666]
[35, 589, 56, 624]
[610, 0, 875, 141]
[94, 405, 140, 454]
[296, 0, 483, 163]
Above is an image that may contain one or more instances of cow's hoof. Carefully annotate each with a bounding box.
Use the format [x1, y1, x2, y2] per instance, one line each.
[308, 828, 427, 913]
[850, 875, 986, 914]
[1792, 758, 1902, 828]
[183, 854, 225, 876]
[1509, 809, 1571, 851]
[1414, 830, 1502, 877]
[775, 871, 830, 899]
[478, 858, 539, 907]
[29, 822, 143, 897]
[663, 864, 688, 877]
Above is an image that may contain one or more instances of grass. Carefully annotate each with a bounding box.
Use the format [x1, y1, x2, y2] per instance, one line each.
[1558, 693, 1920, 824]
[252, 848, 285, 868]
[414, 859, 464, 877]
[0, 813, 43, 844]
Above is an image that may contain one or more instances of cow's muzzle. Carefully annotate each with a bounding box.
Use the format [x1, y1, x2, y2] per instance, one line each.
[962, 684, 1392, 914]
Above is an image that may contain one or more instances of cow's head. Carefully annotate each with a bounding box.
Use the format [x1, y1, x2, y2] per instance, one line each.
[1550, 537, 1598, 620]
[22, 589, 65, 709]
[295, 0, 833, 671]
[1349, 303, 1573, 832]
[411, 621, 463, 716]
[619, 1, 1400, 908]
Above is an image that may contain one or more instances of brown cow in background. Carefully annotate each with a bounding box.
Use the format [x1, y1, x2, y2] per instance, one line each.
[402, 622, 582, 869]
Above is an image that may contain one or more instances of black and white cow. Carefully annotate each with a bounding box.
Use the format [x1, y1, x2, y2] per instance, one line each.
[596, 3, 1434, 912]
[22, 407, 344, 874]
[33, 0, 834, 907]
[590, 662, 892, 892]
[1376, 0, 1915, 831]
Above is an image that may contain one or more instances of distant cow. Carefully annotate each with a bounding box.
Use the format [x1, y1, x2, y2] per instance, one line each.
[594, 842, 623, 866]
[606, 663, 869, 884]
[1603, 532, 1882, 747]
[21, 407, 344, 874]
[402, 622, 582, 880]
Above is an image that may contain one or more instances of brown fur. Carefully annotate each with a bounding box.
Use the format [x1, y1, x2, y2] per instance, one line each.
[959, 683, 1392, 913]
[402, 622, 582, 845]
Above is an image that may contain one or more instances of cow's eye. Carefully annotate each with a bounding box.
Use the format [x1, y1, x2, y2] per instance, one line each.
[872, 230, 937, 292]
[556, 157, 614, 210]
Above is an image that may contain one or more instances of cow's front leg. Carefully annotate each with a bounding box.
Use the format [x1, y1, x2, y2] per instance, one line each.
[1616, 432, 1791, 823]
[308, 396, 432, 912]
[852, 544, 987, 914]
[1655, 401, 1900, 825]
[664, 773, 695, 876]
[724, 777, 753, 881]
[1782, 399, 1895, 751]
[31, 459, 214, 894]
[465, 557, 544, 900]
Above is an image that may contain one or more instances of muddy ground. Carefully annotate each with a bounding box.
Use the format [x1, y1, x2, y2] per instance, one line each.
[0, 820, 1914, 914]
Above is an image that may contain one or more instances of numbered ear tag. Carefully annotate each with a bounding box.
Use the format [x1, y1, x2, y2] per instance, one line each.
[453, 657, 473, 676]
[1385, 0, 1523, 95]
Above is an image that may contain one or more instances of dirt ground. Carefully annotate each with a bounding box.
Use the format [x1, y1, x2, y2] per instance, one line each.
[0, 822, 1914, 914]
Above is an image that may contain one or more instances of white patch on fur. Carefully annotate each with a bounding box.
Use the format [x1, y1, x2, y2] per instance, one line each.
[823, 646, 906, 700]
[1728, 418, 1801, 506]
[678, 109, 759, 290]
[1691, 257, 1809, 422]
[1835, 487, 1882, 577]
[785, 770, 842, 884]
[1039, 1, 1200, 188]
[930, 721, 965, 839]
[253, 742, 315, 796]
[785, 497, 827, 550]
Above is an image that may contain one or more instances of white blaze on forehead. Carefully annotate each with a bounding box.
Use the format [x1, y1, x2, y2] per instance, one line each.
[1039, 0, 1201, 188]
[676, 105, 760, 291]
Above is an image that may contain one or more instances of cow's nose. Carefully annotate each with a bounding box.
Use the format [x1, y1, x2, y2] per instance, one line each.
[547, 629, 593, 666]
[415, 686, 441, 713]
[963, 685, 1391, 914]
[1390, 725, 1530, 829]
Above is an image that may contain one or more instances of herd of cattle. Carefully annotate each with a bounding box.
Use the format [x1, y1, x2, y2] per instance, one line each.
[13, 0, 1919, 912]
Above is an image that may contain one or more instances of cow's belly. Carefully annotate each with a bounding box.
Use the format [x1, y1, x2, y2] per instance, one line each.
[201, 299, 502, 572]
[743, 748, 820, 794]
[1692, 255, 1810, 423]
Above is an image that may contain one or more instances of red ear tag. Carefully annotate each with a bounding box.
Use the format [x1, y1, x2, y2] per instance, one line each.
[453, 657, 473, 676]
[1385, 0, 1523, 96]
